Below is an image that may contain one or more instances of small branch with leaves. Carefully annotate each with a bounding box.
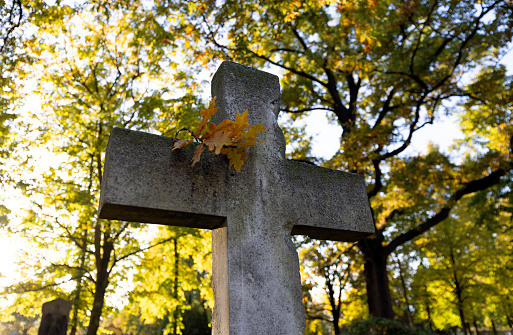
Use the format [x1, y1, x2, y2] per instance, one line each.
[173, 97, 266, 173]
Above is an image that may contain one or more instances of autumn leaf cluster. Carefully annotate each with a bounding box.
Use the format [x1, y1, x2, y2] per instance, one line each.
[173, 97, 266, 172]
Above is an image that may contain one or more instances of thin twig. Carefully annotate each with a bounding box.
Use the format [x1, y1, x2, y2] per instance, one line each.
[175, 127, 201, 142]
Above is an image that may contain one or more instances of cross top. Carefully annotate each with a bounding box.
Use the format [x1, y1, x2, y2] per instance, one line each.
[99, 61, 374, 334]
[210, 61, 285, 162]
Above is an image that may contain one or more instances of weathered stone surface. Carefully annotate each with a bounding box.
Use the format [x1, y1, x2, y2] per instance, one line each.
[38, 298, 71, 335]
[98, 61, 375, 335]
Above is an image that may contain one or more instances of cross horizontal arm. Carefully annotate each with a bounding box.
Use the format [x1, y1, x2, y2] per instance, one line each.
[98, 127, 228, 229]
[284, 160, 375, 242]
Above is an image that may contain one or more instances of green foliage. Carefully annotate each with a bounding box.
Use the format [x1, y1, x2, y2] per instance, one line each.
[1, 1, 211, 334]
[160, 0, 513, 322]
[0, 311, 38, 335]
[407, 190, 513, 331]
[299, 238, 367, 333]
[181, 290, 211, 335]
[346, 317, 436, 335]
[123, 226, 212, 335]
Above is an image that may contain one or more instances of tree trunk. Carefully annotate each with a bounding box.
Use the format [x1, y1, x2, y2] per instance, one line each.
[507, 314, 513, 330]
[358, 238, 394, 319]
[456, 291, 469, 335]
[69, 272, 84, 335]
[491, 319, 498, 335]
[325, 278, 341, 335]
[449, 245, 469, 335]
[86, 227, 114, 335]
[172, 238, 179, 335]
[70, 233, 88, 335]
[332, 311, 341, 335]
[396, 258, 413, 327]
[425, 296, 433, 331]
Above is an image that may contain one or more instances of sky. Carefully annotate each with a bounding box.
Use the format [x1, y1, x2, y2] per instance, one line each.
[1, 38, 512, 308]
[303, 48, 513, 160]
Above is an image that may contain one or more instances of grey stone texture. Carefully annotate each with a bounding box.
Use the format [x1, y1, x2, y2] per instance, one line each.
[38, 298, 71, 335]
[98, 61, 375, 334]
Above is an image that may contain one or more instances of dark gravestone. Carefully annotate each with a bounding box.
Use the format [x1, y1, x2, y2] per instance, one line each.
[38, 298, 71, 335]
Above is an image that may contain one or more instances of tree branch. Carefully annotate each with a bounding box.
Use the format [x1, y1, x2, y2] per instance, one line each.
[372, 88, 397, 129]
[375, 96, 424, 161]
[281, 106, 334, 114]
[110, 236, 177, 268]
[384, 164, 513, 255]
[368, 159, 383, 199]
[54, 218, 93, 254]
[291, 27, 309, 52]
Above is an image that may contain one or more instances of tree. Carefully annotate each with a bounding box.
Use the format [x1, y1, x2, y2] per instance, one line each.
[0, 0, 32, 184]
[117, 226, 213, 335]
[2, 1, 209, 334]
[299, 239, 363, 335]
[0, 0, 24, 115]
[410, 192, 513, 333]
[0, 311, 38, 335]
[158, 0, 513, 318]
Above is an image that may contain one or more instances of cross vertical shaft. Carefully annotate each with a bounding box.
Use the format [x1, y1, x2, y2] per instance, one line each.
[210, 62, 305, 334]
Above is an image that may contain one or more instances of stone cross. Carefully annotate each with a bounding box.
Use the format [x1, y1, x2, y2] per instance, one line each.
[98, 61, 374, 334]
[38, 298, 71, 335]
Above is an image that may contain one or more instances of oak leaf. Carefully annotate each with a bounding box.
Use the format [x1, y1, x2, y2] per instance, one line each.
[174, 97, 265, 172]
[225, 148, 248, 173]
[173, 139, 193, 150]
[191, 144, 206, 167]
[203, 130, 232, 154]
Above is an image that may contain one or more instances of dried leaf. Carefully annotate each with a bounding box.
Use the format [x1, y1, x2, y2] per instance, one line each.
[225, 148, 248, 173]
[173, 139, 193, 150]
[203, 130, 232, 155]
[195, 120, 208, 137]
[233, 124, 266, 148]
[229, 111, 249, 137]
[200, 96, 220, 121]
[172, 96, 265, 172]
[191, 144, 206, 167]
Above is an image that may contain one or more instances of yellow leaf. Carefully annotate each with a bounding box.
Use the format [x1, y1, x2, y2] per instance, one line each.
[191, 144, 206, 167]
[229, 111, 249, 137]
[225, 148, 248, 173]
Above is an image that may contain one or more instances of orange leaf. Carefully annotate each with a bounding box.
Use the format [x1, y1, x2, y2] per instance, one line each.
[172, 96, 265, 173]
[191, 144, 206, 167]
[215, 118, 236, 134]
[229, 111, 249, 137]
[233, 124, 266, 148]
[203, 130, 232, 154]
[195, 119, 208, 137]
[200, 97, 220, 121]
